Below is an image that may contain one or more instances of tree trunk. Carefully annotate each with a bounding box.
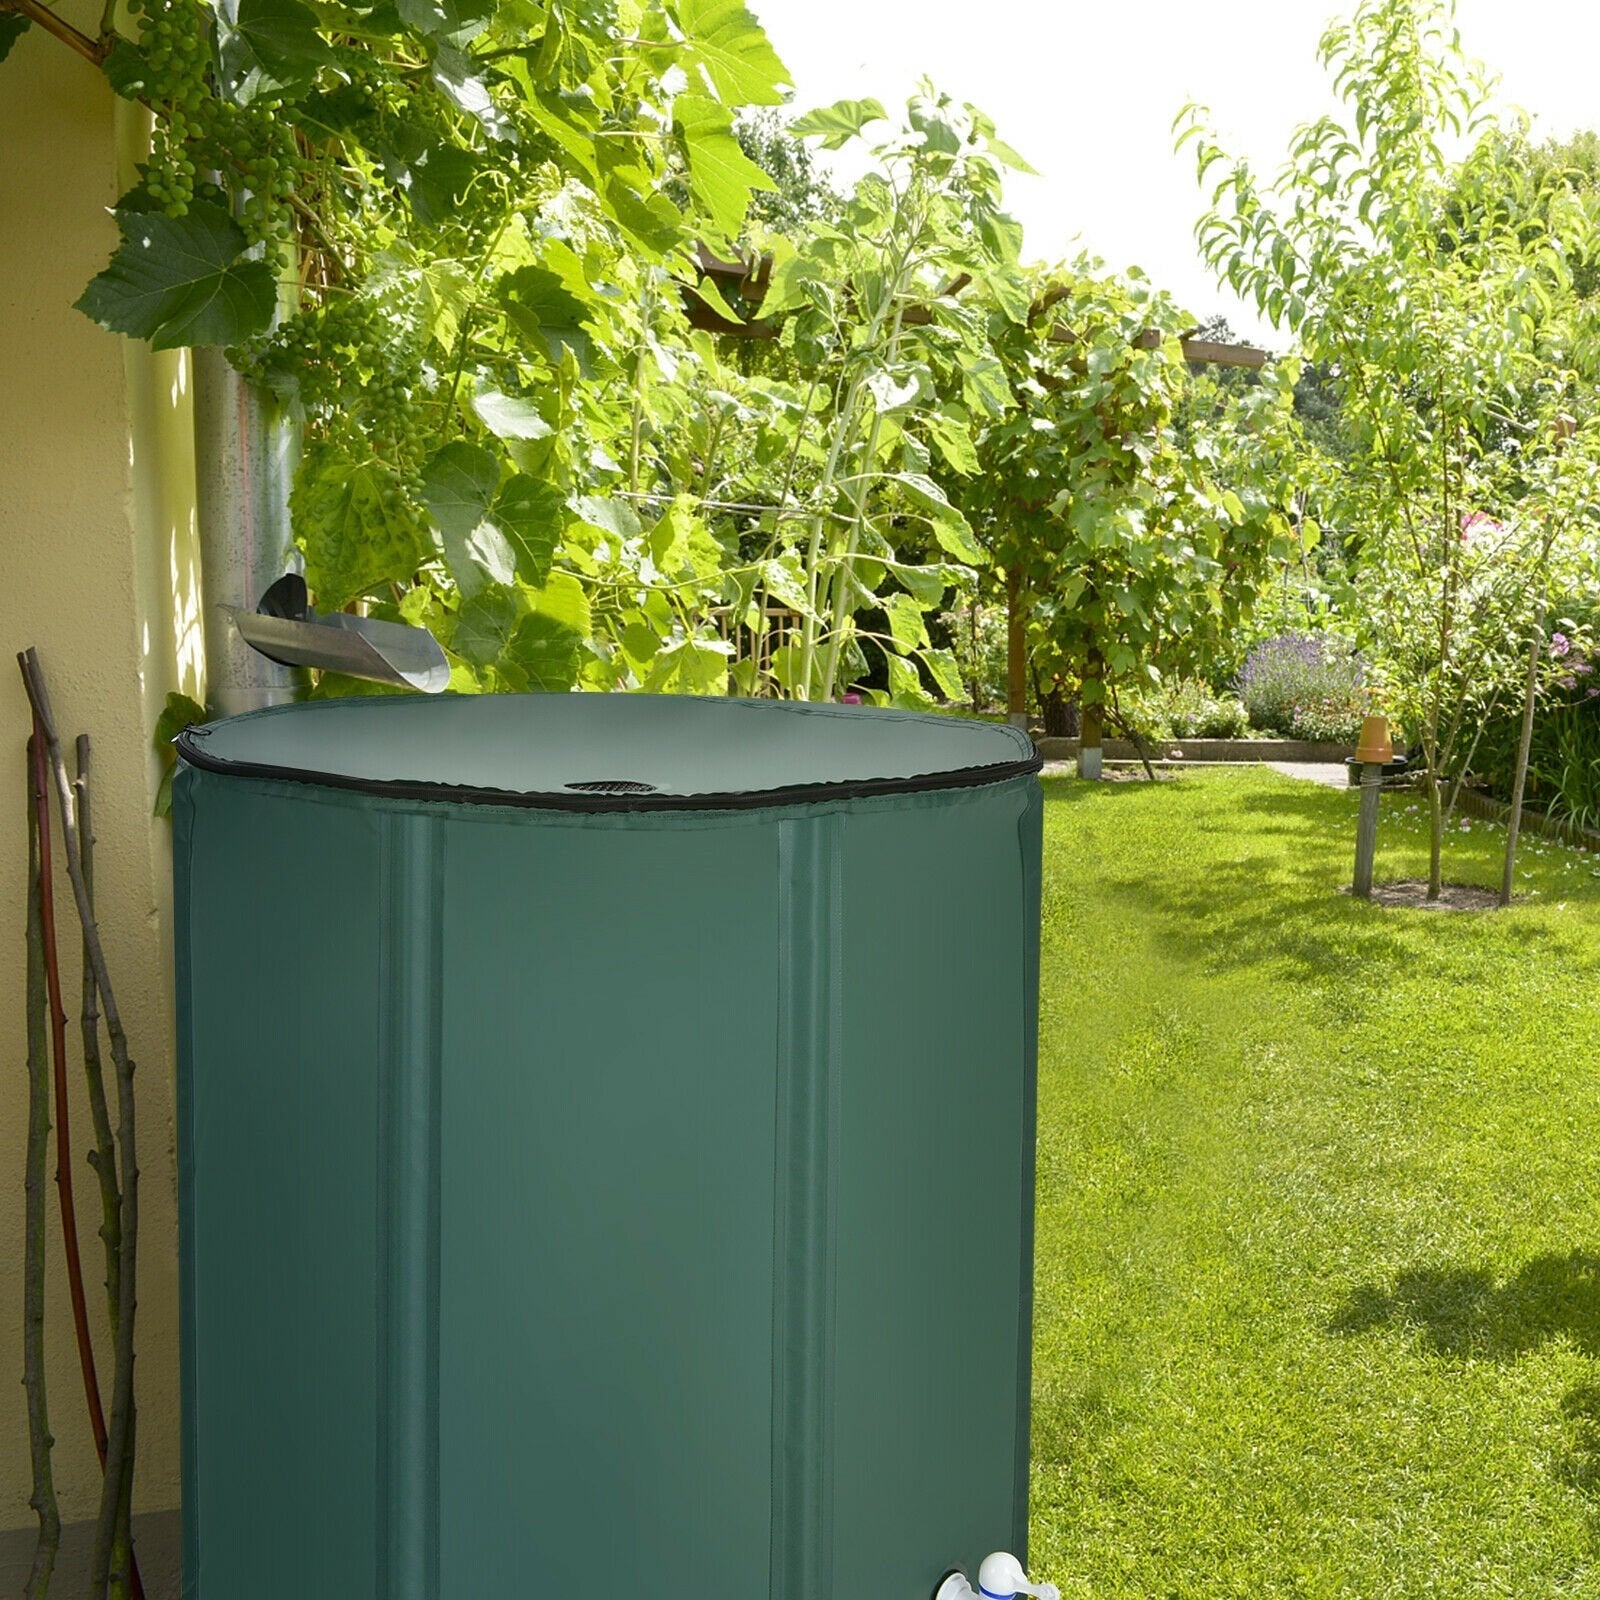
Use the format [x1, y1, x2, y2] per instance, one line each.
[1426, 760, 1443, 899]
[1005, 568, 1027, 730]
[1078, 648, 1105, 780]
[1040, 687, 1077, 739]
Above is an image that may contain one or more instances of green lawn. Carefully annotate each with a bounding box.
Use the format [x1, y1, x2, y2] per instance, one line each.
[1030, 768, 1600, 1599]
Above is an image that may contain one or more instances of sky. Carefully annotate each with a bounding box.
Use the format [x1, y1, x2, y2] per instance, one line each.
[748, 0, 1600, 350]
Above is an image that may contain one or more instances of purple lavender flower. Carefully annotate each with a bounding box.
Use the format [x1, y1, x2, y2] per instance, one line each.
[1237, 633, 1364, 739]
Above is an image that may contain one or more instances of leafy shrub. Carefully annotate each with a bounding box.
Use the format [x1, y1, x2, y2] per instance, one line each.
[1471, 635, 1600, 827]
[1127, 680, 1251, 741]
[1237, 633, 1365, 741]
[939, 600, 1008, 713]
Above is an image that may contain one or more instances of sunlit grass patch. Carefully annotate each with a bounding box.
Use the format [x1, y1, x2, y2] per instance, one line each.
[1031, 768, 1600, 1599]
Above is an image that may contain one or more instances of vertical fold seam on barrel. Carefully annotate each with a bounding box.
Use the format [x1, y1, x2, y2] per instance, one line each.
[771, 812, 843, 1600]
[1013, 784, 1044, 1560]
[376, 811, 444, 1600]
[172, 773, 205, 1599]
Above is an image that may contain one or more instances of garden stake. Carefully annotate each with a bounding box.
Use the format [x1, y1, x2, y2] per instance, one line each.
[18, 650, 140, 1600]
[24, 737, 61, 1600]
[1352, 714, 1392, 899]
[74, 735, 145, 1600]
[75, 734, 126, 1375]
[30, 719, 111, 1474]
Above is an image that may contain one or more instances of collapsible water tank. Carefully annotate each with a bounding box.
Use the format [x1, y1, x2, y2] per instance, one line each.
[173, 693, 1043, 1600]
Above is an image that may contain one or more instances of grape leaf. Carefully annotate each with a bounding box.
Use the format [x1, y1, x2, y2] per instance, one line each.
[505, 611, 582, 691]
[573, 495, 642, 541]
[0, 14, 30, 62]
[672, 0, 790, 106]
[421, 441, 505, 595]
[421, 441, 500, 538]
[396, 0, 493, 43]
[101, 37, 154, 96]
[493, 475, 563, 585]
[215, 0, 336, 105]
[473, 390, 553, 440]
[408, 144, 481, 225]
[432, 43, 514, 141]
[499, 257, 598, 368]
[451, 586, 520, 667]
[523, 570, 591, 637]
[75, 202, 277, 350]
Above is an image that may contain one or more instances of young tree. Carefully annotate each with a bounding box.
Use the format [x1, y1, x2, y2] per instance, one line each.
[960, 260, 1300, 775]
[1182, 0, 1594, 894]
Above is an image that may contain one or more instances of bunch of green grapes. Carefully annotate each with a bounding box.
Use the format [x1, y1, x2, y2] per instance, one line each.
[128, 0, 212, 213]
[217, 102, 310, 248]
[129, 0, 311, 246]
[242, 295, 432, 480]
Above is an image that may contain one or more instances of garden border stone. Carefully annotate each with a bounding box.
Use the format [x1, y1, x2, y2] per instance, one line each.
[1032, 736, 1354, 763]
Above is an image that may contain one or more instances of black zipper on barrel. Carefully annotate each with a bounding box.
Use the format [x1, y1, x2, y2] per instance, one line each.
[174, 727, 1043, 813]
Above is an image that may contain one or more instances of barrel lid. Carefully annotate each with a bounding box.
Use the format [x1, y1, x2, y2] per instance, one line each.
[176, 694, 1041, 812]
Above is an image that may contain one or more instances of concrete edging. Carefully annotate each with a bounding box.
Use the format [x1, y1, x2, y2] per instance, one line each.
[1033, 736, 1354, 764]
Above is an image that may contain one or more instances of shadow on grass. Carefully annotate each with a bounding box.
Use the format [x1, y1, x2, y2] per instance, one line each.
[1074, 781, 1595, 990]
[1329, 1252, 1600, 1361]
[1333, 1256, 1600, 1509]
[1094, 843, 1417, 989]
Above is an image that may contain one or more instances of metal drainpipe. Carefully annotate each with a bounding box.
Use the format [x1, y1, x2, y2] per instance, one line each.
[192, 345, 308, 717]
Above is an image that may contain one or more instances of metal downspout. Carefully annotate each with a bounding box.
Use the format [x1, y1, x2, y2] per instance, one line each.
[192, 346, 306, 717]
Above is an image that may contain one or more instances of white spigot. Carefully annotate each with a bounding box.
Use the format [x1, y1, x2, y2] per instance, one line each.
[934, 1551, 1060, 1600]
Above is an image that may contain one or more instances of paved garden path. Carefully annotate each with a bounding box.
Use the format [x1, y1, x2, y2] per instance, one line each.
[1264, 760, 1349, 788]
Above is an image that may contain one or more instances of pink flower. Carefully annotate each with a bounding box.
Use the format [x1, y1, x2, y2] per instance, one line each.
[1551, 632, 1572, 658]
[1460, 511, 1503, 543]
[1587, 687, 1599, 699]
[1575, 662, 1594, 675]
[1561, 674, 1578, 689]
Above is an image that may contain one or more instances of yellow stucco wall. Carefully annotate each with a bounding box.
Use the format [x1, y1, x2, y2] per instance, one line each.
[1, 9, 198, 1541]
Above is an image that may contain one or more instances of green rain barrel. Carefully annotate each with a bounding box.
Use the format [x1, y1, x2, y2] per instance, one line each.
[172, 693, 1043, 1600]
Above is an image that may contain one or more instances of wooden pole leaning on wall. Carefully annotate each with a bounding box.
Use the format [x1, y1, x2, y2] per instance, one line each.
[30, 727, 109, 1478]
[23, 737, 61, 1600]
[17, 650, 143, 1600]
